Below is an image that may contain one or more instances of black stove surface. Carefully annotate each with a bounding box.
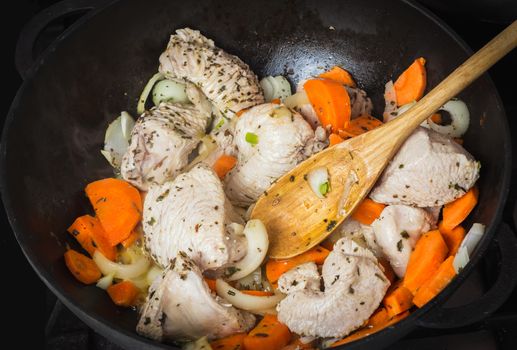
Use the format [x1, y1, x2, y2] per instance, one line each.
[1, 1, 516, 349]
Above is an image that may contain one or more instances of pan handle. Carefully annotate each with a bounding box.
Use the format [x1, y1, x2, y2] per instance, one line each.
[416, 223, 517, 329]
[15, 0, 105, 79]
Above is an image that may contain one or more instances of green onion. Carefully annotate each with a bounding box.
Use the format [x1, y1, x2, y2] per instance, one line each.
[319, 182, 330, 196]
[215, 118, 225, 130]
[245, 132, 259, 145]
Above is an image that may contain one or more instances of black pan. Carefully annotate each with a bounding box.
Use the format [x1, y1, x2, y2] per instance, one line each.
[2, 0, 516, 349]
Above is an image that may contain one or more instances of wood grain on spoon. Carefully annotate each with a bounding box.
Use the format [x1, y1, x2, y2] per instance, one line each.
[251, 20, 517, 259]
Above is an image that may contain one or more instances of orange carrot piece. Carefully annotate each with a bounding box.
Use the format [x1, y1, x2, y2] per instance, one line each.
[210, 333, 246, 350]
[413, 256, 457, 307]
[64, 249, 102, 284]
[67, 215, 117, 261]
[243, 314, 291, 350]
[442, 187, 479, 232]
[339, 115, 383, 139]
[213, 155, 238, 179]
[378, 258, 396, 284]
[121, 229, 140, 248]
[271, 98, 281, 104]
[320, 239, 334, 251]
[368, 307, 390, 327]
[107, 280, 140, 307]
[266, 246, 330, 283]
[430, 113, 442, 124]
[85, 178, 142, 247]
[394, 57, 427, 106]
[304, 78, 351, 132]
[329, 133, 344, 146]
[236, 107, 250, 117]
[438, 222, 466, 256]
[403, 230, 449, 295]
[241, 290, 275, 296]
[351, 198, 386, 225]
[330, 311, 410, 347]
[383, 283, 414, 318]
[319, 66, 356, 87]
[205, 278, 217, 292]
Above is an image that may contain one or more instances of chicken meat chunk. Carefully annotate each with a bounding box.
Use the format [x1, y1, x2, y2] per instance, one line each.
[225, 103, 324, 206]
[143, 164, 246, 270]
[277, 238, 390, 338]
[370, 127, 480, 207]
[325, 218, 383, 257]
[159, 28, 264, 117]
[277, 262, 321, 294]
[371, 205, 434, 278]
[137, 252, 255, 342]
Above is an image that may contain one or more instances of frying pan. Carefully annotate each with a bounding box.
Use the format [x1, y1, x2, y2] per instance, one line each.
[2, 0, 516, 348]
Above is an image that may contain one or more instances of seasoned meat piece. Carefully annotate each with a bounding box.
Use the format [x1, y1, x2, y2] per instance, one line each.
[277, 238, 390, 338]
[277, 262, 321, 294]
[371, 205, 433, 277]
[325, 218, 383, 257]
[143, 164, 246, 270]
[224, 103, 322, 207]
[159, 28, 264, 117]
[370, 127, 480, 207]
[137, 252, 255, 342]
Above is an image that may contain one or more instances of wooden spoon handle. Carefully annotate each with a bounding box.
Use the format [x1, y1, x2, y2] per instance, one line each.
[395, 20, 517, 134]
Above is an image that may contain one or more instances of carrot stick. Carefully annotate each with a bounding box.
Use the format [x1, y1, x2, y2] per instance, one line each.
[210, 333, 246, 350]
[213, 155, 238, 179]
[441, 187, 479, 232]
[339, 115, 383, 139]
[378, 258, 396, 284]
[85, 178, 142, 247]
[64, 249, 102, 284]
[383, 282, 414, 318]
[304, 78, 351, 132]
[394, 57, 427, 106]
[403, 230, 449, 295]
[271, 98, 281, 104]
[243, 314, 291, 350]
[121, 229, 140, 248]
[67, 215, 117, 261]
[107, 280, 140, 307]
[241, 290, 274, 296]
[266, 246, 330, 283]
[351, 198, 386, 225]
[413, 256, 456, 307]
[329, 133, 344, 146]
[438, 222, 466, 256]
[330, 311, 410, 347]
[319, 66, 356, 87]
[368, 307, 390, 327]
[205, 278, 217, 292]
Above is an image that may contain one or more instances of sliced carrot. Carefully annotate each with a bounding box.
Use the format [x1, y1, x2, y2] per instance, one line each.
[205, 278, 217, 292]
[383, 282, 414, 318]
[413, 256, 456, 307]
[107, 280, 140, 307]
[67, 215, 117, 261]
[304, 78, 351, 132]
[394, 57, 426, 106]
[64, 249, 102, 284]
[442, 187, 479, 232]
[85, 178, 142, 247]
[241, 290, 275, 296]
[121, 229, 141, 249]
[368, 307, 390, 327]
[213, 155, 238, 179]
[320, 239, 334, 251]
[339, 115, 383, 139]
[330, 311, 410, 347]
[210, 333, 246, 350]
[243, 314, 291, 350]
[236, 107, 250, 117]
[430, 113, 442, 124]
[329, 133, 344, 146]
[319, 66, 356, 87]
[271, 98, 281, 104]
[438, 222, 466, 256]
[266, 246, 330, 283]
[351, 198, 386, 225]
[378, 258, 396, 284]
[403, 230, 449, 295]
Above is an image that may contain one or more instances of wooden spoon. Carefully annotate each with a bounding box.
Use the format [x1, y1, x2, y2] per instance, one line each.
[251, 20, 517, 259]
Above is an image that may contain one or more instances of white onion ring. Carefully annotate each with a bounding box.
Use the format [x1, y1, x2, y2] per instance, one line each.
[284, 91, 309, 109]
[453, 223, 485, 273]
[96, 273, 114, 290]
[137, 73, 163, 114]
[307, 167, 330, 199]
[215, 279, 285, 311]
[146, 265, 163, 285]
[101, 111, 135, 169]
[152, 79, 189, 106]
[260, 76, 292, 102]
[422, 99, 470, 138]
[93, 250, 150, 280]
[227, 220, 269, 281]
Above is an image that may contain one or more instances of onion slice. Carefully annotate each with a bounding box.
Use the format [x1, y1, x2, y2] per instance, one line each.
[307, 167, 330, 199]
[284, 91, 309, 109]
[453, 223, 485, 273]
[93, 250, 151, 280]
[137, 72, 164, 114]
[152, 79, 190, 106]
[422, 99, 470, 138]
[227, 220, 269, 281]
[101, 111, 135, 169]
[96, 273, 114, 290]
[260, 76, 292, 102]
[146, 265, 163, 286]
[215, 279, 285, 311]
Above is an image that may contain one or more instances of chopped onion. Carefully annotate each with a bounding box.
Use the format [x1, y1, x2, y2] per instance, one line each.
[101, 111, 135, 169]
[284, 91, 310, 109]
[96, 273, 114, 290]
[215, 279, 285, 311]
[453, 223, 485, 273]
[137, 73, 164, 114]
[152, 79, 190, 106]
[93, 250, 150, 280]
[181, 337, 213, 350]
[146, 265, 163, 285]
[227, 219, 269, 281]
[422, 99, 470, 138]
[260, 76, 292, 102]
[307, 167, 330, 199]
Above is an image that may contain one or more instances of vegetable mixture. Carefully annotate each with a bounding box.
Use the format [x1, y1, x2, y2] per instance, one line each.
[64, 28, 482, 349]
